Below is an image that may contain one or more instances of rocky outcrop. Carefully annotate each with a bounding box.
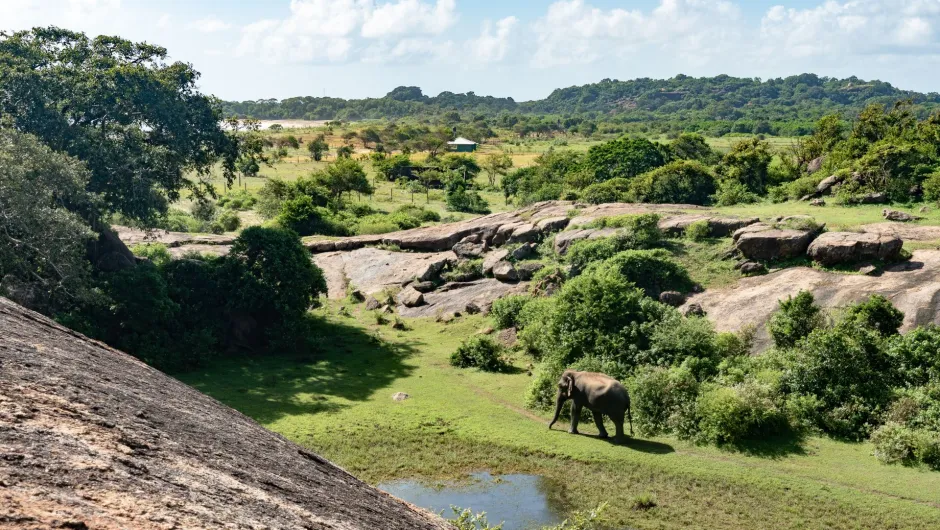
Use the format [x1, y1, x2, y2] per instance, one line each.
[314, 247, 455, 299]
[517, 262, 545, 281]
[816, 173, 844, 195]
[397, 279, 528, 318]
[659, 214, 760, 238]
[492, 261, 519, 282]
[0, 297, 450, 529]
[861, 223, 940, 242]
[883, 209, 923, 223]
[554, 227, 619, 254]
[807, 232, 903, 265]
[807, 156, 825, 174]
[683, 250, 940, 351]
[89, 226, 138, 272]
[397, 287, 425, 308]
[114, 225, 236, 248]
[482, 248, 510, 275]
[733, 224, 818, 261]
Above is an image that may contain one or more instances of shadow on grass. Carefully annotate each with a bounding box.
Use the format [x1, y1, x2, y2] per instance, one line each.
[179, 316, 421, 425]
[614, 436, 676, 454]
[728, 431, 808, 459]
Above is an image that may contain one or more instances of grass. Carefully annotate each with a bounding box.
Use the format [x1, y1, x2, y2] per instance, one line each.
[177, 304, 940, 529]
[708, 201, 940, 231]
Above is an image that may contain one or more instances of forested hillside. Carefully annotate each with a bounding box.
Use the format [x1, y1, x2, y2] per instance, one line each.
[223, 74, 940, 136]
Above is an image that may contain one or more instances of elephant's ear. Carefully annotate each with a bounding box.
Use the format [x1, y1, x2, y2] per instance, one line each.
[565, 374, 574, 396]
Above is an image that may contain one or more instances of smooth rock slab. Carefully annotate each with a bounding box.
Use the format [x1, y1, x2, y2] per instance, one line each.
[807, 232, 903, 266]
[398, 279, 528, 318]
[314, 247, 456, 299]
[493, 261, 519, 282]
[734, 225, 817, 261]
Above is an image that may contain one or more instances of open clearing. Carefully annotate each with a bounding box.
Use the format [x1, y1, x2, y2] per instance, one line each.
[179, 305, 940, 529]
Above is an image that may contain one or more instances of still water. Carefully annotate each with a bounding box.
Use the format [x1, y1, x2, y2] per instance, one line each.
[379, 472, 566, 529]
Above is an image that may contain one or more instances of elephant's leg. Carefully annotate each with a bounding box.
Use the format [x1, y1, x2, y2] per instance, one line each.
[569, 403, 581, 434]
[592, 410, 609, 439]
[612, 410, 626, 443]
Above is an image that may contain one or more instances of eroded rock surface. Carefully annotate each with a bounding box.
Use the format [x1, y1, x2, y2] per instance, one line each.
[683, 250, 940, 350]
[734, 224, 818, 261]
[807, 232, 903, 265]
[397, 279, 527, 318]
[0, 297, 450, 530]
[314, 247, 455, 299]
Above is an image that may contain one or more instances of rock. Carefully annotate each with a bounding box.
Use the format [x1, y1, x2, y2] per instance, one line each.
[536, 216, 570, 233]
[532, 269, 565, 296]
[313, 248, 456, 299]
[508, 224, 541, 244]
[739, 262, 767, 275]
[497, 327, 518, 348]
[516, 262, 545, 281]
[492, 261, 519, 282]
[883, 209, 922, 222]
[477, 327, 495, 335]
[920, 206, 930, 214]
[492, 223, 522, 246]
[734, 225, 817, 261]
[0, 297, 451, 530]
[510, 243, 537, 261]
[807, 232, 903, 266]
[391, 392, 410, 401]
[807, 156, 825, 174]
[658, 291, 685, 307]
[380, 304, 394, 314]
[482, 249, 510, 275]
[452, 240, 486, 259]
[816, 173, 845, 195]
[857, 192, 887, 204]
[553, 228, 618, 255]
[400, 279, 528, 319]
[858, 264, 877, 275]
[436, 312, 459, 323]
[810, 198, 826, 207]
[411, 281, 437, 293]
[365, 296, 381, 310]
[348, 289, 365, 302]
[465, 301, 489, 315]
[684, 303, 706, 317]
[678, 249, 940, 351]
[397, 288, 425, 308]
[659, 215, 760, 238]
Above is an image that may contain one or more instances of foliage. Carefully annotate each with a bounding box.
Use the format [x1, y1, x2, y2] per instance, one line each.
[694, 381, 789, 446]
[442, 259, 483, 283]
[887, 326, 940, 387]
[449, 507, 503, 530]
[566, 215, 663, 273]
[276, 196, 350, 237]
[628, 160, 717, 205]
[768, 291, 823, 349]
[581, 178, 631, 204]
[490, 294, 532, 330]
[218, 189, 257, 210]
[713, 180, 761, 206]
[0, 129, 97, 312]
[214, 210, 242, 232]
[450, 336, 509, 372]
[316, 158, 373, 199]
[307, 134, 329, 161]
[0, 27, 237, 223]
[684, 220, 711, 241]
[842, 294, 904, 337]
[586, 137, 668, 182]
[445, 174, 490, 214]
[586, 249, 694, 298]
[716, 138, 774, 194]
[630, 365, 700, 436]
[130, 243, 172, 268]
[191, 200, 219, 222]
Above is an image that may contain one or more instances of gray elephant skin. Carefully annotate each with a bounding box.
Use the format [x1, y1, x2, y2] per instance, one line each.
[548, 369, 633, 442]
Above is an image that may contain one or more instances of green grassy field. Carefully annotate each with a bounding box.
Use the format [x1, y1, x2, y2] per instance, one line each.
[177, 305, 940, 529]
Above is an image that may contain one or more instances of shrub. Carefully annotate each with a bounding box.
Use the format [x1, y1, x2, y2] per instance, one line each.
[914, 431, 940, 469]
[628, 160, 716, 205]
[566, 215, 663, 273]
[646, 315, 720, 377]
[191, 199, 218, 222]
[442, 259, 483, 282]
[218, 189, 257, 210]
[395, 204, 440, 222]
[843, 294, 903, 337]
[216, 210, 242, 232]
[490, 294, 532, 329]
[694, 381, 788, 446]
[630, 365, 700, 436]
[450, 336, 509, 372]
[581, 178, 631, 204]
[713, 180, 760, 206]
[131, 243, 172, 268]
[588, 249, 694, 298]
[888, 326, 940, 387]
[871, 423, 917, 465]
[356, 216, 399, 235]
[160, 209, 204, 232]
[276, 196, 350, 236]
[768, 290, 822, 348]
[923, 172, 940, 202]
[684, 220, 710, 242]
[516, 297, 556, 358]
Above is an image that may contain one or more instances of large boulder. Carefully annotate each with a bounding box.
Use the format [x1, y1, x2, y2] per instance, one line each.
[516, 262, 545, 281]
[536, 216, 570, 233]
[511, 242, 537, 261]
[883, 209, 923, 223]
[452, 239, 486, 259]
[89, 226, 137, 273]
[734, 224, 818, 261]
[397, 287, 425, 308]
[816, 173, 844, 195]
[807, 156, 825, 174]
[313, 248, 455, 299]
[482, 248, 510, 275]
[508, 223, 541, 244]
[807, 232, 903, 266]
[659, 215, 760, 238]
[492, 261, 519, 282]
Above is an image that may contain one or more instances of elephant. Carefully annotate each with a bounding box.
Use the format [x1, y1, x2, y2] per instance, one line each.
[548, 369, 633, 442]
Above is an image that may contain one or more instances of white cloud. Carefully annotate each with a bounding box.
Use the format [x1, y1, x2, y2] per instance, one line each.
[530, 0, 742, 68]
[190, 16, 232, 33]
[759, 1, 940, 58]
[468, 16, 517, 63]
[236, 0, 457, 64]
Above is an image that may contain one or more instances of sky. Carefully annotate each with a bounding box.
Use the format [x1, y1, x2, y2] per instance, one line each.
[4, 0, 940, 102]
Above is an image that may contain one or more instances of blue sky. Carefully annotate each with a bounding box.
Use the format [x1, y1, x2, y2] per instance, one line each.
[5, 1, 940, 101]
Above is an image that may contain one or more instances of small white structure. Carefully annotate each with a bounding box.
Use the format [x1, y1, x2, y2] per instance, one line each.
[447, 137, 478, 152]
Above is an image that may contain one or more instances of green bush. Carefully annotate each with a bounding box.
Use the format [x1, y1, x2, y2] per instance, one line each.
[587, 249, 694, 298]
[490, 294, 532, 329]
[581, 178, 631, 204]
[191, 199, 218, 222]
[713, 180, 760, 206]
[218, 189, 257, 210]
[871, 423, 917, 465]
[768, 290, 823, 348]
[566, 215, 663, 273]
[694, 381, 788, 446]
[630, 365, 700, 436]
[516, 297, 556, 358]
[159, 209, 205, 232]
[130, 243, 172, 267]
[395, 204, 440, 222]
[216, 209, 242, 232]
[646, 315, 721, 378]
[923, 172, 940, 202]
[628, 160, 717, 205]
[442, 259, 483, 282]
[450, 336, 509, 372]
[843, 294, 903, 337]
[888, 326, 940, 386]
[276, 196, 350, 236]
[684, 220, 710, 242]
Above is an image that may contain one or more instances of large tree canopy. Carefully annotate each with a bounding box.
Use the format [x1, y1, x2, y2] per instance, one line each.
[0, 27, 237, 222]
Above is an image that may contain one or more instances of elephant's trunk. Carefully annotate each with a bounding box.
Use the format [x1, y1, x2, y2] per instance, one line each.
[548, 394, 565, 429]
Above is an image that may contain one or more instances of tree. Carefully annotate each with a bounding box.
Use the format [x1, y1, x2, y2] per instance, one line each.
[669, 134, 718, 164]
[360, 127, 382, 149]
[482, 152, 514, 188]
[336, 145, 354, 159]
[586, 137, 668, 182]
[316, 158, 372, 199]
[0, 129, 97, 312]
[307, 135, 329, 161]
[716, 138, 774, 194]
[628, 160, 717, 205]
[0, 27, 238, 224]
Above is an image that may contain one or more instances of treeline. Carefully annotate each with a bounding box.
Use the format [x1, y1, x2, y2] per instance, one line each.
[501, 100, 940, 208]
[222, 74, 940, 137]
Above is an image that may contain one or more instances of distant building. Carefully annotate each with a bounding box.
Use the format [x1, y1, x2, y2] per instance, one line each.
[447, 137, 477, 152]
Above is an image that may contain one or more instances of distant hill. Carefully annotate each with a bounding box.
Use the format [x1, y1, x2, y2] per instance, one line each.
[222, 74, 940, 134]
